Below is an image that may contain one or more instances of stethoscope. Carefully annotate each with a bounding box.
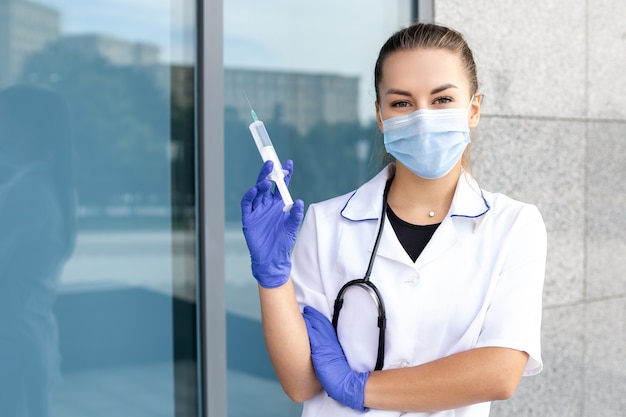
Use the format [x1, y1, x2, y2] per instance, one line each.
[332, 179, 392, 371]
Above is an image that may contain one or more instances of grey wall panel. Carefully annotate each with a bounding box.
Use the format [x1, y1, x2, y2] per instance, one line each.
[472, 117, 586, 308]
[587, 0, 626, 119]
[586, 121, 626, 300]
[491, 305, 586, 417]
[434, 1, 625, 416]
[435, 0, 587, 119]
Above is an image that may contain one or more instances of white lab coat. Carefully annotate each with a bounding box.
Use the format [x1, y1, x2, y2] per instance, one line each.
[292, 164, 547, 417]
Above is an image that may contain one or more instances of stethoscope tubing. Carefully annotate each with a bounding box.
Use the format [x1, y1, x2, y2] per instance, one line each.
[331, 179, 392, 371]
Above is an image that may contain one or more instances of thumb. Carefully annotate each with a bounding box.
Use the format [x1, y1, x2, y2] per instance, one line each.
[282, 160, 294, 186]
[302, 312, 323, 351]
[285, 199, 304, 235]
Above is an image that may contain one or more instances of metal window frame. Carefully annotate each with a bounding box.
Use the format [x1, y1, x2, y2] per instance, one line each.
[416, 0, 434, 22]
[198, 0, 226, 416]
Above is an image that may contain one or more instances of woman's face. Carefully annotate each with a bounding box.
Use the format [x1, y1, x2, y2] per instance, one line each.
[376, 48, 480, 129]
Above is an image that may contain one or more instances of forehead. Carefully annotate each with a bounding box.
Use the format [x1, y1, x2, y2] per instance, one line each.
[380, 48, 469, 92]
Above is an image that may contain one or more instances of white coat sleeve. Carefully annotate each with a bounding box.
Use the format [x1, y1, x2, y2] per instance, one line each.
[290, 204, 334, 318]
[475, 204, 547, 376]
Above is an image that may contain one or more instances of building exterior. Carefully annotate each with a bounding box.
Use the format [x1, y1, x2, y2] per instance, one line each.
[225, 68, 359, 135]
[0, 0, 59, 87]
[57, 34, 160, 66]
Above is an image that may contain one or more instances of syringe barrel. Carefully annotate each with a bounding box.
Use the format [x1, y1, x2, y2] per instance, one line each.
[249, 120, 273, 149]
[273, 176, 294, 212]
[249, 120, 281, 168]
[248, 120, 294, 212]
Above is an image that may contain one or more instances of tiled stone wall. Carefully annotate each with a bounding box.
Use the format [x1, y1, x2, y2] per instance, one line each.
[435, 1, 626, 416]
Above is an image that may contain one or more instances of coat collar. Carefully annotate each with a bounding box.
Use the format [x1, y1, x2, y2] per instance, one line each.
[340, 164, 394, 221]
[340, 163, 490, 222]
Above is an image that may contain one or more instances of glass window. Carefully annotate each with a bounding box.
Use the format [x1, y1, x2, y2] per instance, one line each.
[223, 1, 413, 415]
[0, 1, 199, 416]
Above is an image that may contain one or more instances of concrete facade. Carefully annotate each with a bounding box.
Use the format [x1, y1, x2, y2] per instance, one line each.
[435, 1, 625, 416]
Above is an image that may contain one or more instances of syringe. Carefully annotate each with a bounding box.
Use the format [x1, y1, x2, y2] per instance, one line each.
[247, 107, 294, 212]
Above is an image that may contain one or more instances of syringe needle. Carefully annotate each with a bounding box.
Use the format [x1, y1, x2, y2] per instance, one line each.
[243, 91, 259, 121]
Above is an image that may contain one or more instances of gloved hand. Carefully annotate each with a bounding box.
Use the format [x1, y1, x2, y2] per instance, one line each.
[302, 306, 369, 411]
[241, 160, 304, 288]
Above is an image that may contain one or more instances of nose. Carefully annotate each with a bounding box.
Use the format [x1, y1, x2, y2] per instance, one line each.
[415, 100, 430, 111]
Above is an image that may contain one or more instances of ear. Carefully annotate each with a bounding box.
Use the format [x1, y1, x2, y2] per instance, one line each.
[468, 94, 482, 129]
[375, 101, 384, 132]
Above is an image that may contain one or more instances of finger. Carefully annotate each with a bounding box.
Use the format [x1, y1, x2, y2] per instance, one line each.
[305, 308, 339, 344]
[302, 314, 322, 351]
[302, 314, 313, 335]
[259, 180, 274, 207]
[282, 160, 294, 186]
[303, 305, 326, 320]
[273, 160, 294, 204]
[285, 199, 305, 234]
[252, 180, 272, 210]
[256, 160, 274, 184]
[240, 186, 258, 219]
[303, 306, 330, 329]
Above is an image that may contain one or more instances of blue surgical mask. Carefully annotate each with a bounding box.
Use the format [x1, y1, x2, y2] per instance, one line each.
[382, 99, 473, 179]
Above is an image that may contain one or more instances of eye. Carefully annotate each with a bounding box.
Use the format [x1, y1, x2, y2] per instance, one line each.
[432, 96, 453, 105]
[391, 101, 412, 108]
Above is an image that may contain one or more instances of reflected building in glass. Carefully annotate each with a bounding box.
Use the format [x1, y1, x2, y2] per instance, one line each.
[56, 34, 160, 67]
[225, 68, 359, 135]
[0, 0, 60, 87]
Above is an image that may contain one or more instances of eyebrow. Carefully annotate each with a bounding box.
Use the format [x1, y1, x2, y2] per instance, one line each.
[431, 83, 458, 94]
[384, 88, 412, 97]
[384, 84, 458, 97]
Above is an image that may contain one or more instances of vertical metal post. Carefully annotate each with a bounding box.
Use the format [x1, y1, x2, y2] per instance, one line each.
[198, 0, 226, 416]
[416, 0, 434, 22]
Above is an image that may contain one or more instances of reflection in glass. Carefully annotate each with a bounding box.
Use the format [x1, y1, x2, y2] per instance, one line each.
[0, 0, 198, 416]
[0, 84, 75, 417]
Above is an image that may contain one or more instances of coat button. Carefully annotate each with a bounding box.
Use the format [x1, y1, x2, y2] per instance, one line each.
[404, 273, 420, 287]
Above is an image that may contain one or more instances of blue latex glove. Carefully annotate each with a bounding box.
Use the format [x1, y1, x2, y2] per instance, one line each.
[241, 160, 304, 288]
[302, 306, 369, 411]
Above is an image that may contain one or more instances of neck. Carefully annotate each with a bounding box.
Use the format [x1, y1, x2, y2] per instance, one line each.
[387, 162, 461, 225]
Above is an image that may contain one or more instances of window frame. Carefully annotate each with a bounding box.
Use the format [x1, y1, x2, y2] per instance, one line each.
[198, 0, 226, 416]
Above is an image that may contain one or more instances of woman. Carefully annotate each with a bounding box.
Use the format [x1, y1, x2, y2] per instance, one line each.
[241, 22, 546, 416]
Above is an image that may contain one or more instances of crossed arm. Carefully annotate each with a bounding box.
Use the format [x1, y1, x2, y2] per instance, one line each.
[259, 279, 528, 413]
